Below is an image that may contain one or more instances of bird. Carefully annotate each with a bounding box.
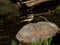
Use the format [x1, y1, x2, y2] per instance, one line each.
[21, 14, 34, 22]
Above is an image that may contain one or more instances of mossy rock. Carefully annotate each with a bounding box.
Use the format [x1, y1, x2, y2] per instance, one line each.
[0, 3, 19, 16]
[0, 0, 10, 4]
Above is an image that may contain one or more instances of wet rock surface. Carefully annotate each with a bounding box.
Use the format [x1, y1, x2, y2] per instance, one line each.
[16, 21, 60, 43]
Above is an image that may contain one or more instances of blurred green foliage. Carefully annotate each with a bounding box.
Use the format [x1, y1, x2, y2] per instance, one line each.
[11, 39, 17, 45]
[56, 5, 60, 10]
[22, 37, 53, 45]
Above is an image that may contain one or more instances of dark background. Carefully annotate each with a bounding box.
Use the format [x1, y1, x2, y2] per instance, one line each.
[0, 0, 60, 45]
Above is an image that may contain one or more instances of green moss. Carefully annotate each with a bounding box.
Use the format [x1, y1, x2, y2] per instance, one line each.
[0, 3, 19, 16]
[27, 41, 38, 45]
[11, 39, 17, 45]
[56, 5, 60, 10]
[0, 0, 10, 4]
[26, 37, 53, 45]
